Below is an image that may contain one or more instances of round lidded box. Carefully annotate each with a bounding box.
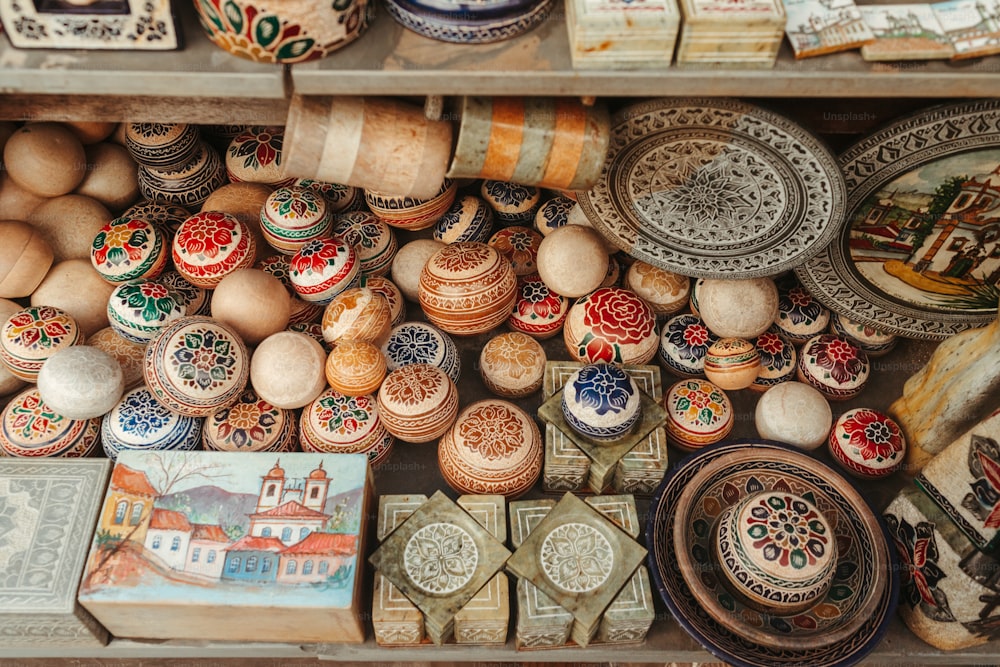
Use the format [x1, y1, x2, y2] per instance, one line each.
[300, 388, 394, 466]
[488, 225, 542, 277]
[479, 332, 546, 398]
[658, 313, 718, 378]
[203, 389, 297, 453]
[562, 363, 640, 442]
[321, 287, 392, 346]
[325, 339, 387, 397]
[101, 386, 203, 461]
[509, 273, 569, 340]
[797, 334, 870, 401]
[260, 185, 333, 255]
[37, 346, 124, 420]
[0, 305, 83, 382]
[434, 194, 494, 244]
[0, 387, 100, 458]
[90, 216, 169, 285]
[381, 321, 461, 384]
[377, 363, 459, 443]
[332, 211, 398, 278]
[704, 337, 760, 391]
[828, 407, 906, 479]
[663, 378, 733, 451]
[563, 287, 657, 366]
[107, 280, 186, 344]
[366, 179, 457, 231]
[172, 211, 257, 289]
[751, 330, 797, 392]
[774, 275, 830, 344]
[226, 127, 294, 186]
[289, 236, 360, 304]
[829, 312, 897, 358]
[438, 399, 542, 499]
[125, 122, 200, 170]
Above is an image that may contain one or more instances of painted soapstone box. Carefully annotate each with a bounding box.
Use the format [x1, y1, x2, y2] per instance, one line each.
[78, 451, 372, 643]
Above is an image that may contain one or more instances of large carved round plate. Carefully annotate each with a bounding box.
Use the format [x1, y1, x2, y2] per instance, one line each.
[579, 99, 845, 279]
[797, 100, 1000, 339]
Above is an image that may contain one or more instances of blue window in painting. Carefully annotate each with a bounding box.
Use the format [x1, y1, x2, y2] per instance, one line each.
[246, 556, 258, 572]
[261, 558, 271, 574]
[114, 500, 128, 525]
[300, 527, 310, 540]
[228, 557, 241, 573]
[192, 548, 201, 563]
[171, 536, 181, 551]
[303, 560, 314, 575]
[129, 502, 143, 526]
[281, 527, 292, 542]
[286, 560, 297, 575]
[152, 535, 161, 549]
[261, 527, 272, 537]
[207, 550, 216, 563]
[319, 561, 329, 575]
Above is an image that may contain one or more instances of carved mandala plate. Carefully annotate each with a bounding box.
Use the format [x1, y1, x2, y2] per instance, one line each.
[579, 98, 845, 279]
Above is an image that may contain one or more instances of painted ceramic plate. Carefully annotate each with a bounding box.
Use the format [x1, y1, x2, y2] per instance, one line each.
[579, 98, 845, 279]
[646, 440, 898, 667]
[796, 100, 1000, 339]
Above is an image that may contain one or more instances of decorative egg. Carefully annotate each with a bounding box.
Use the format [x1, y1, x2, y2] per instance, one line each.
[37, 346, 124, 420]
[289, 236, 360, 304]
[88, 327, 146, 390]
[828, 407, 906, 479]
[250, 331, 327, 410]
[365, 179, 457, 231]
[438, 399, 542, 498]
[536, 224, 609, 298]
[508, 273, 569, 340]
[377, 363, 459, 443]
[391, 239, 446, 302]
[295, 178, 364, 214]
[829, 312, 898, 358]
[601, 254, 622, 288]
[123, 200, 190, 236]
[125, 122, 200, 169]
[381, 321, 461, 384]
[325, 340, 387, 397]
[704, 337, 761, 391]
[480, 180, 540, 225]
[0, 299, 26, 397]
[255, 254, 322, 325]
[101, 386, 202, 461]
[156, 270, 212, 317]
[479, 332, 546, 398]
[31, 259, 116, 336]
[488, 225, 542, 276]
[0, 387, 99, 458]
[107, 280, 186, 344]
[90, 216, 168, 285]
[299, 389, 394, 466]
[202, 388, 297, 453]
[226, 127, 295, 186]
[359, 275, 406, 328]
[332, 211, 398, 277]
[5, 123, 87, 197]
[562, 363, 641, 442]
[774, 275, 830, 344]
[418, 241, 518, 337]
[136, 141, 227, 209]
[797, 334, 870, 401]
[76, 142, 141, 211]
[434, 194, 494, 243]
[144, 316, 250, 417]
[663, 378, 734, 451]
[698, 277, 779, 339]
[563, 287, 657, 365]
[658, 313, 719, 378]
[624, 261, 690, 318]
[754, 381, 832, 451]
[259, 185, 332, 255]
[0, 306, 83, 381]
[751, 330, 797, 392]
[534, 195, 575, 236]
[28, 194, 110, 263]
[320, 287, 392, 347]
[172, 211, 257, 289]
[211, 268, 291, 346]
[0, 221, 54, 298]
[689, 277, 705, 316]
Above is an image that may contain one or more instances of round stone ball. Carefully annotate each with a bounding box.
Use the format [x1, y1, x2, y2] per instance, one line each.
[101, 386, 202, 460]
[434, 194, 494, 244]
[536, 225, 609, 298]
[563, 287, 658, 365]
[698, 277, 779, 339]
[391, 239, 445, 302]
[255, 254, 321, 325]
[562, 363, 641, 442]
[829, 312, 898, 358]
[321, 287, 392, 347]
[0, 172, 47, 221]
[250, 331, 328, 409]
[125, 122, 200, 170]
[90, 215, 169, 285]
[0, 305, 83, 382]
[107, 280, 186, 344]
[754, 381, 832, 451]
[288, 236, 360, 304]
[203, 388, 297, 453]
[32, 258, 117, 337]
[63, 121, 118, 145]
[377, 363, 459, 443]
[663, 378, 734, 451]
[488, 225, 542, 276]
[172, 211, 257, 289]
[201, 181, 274, 228]
[704, 337, 761, 391]
[211, 268, 290, 346]
[225, 127, 293, 186]
[4, 123, 87, 197]
[479, 332, 546, 398]
[0, 220, 54, 298]
[624, 261, 690, 318]
[27, 194, 111, 263]
[88, 327, 146, 390]
[260, 185, 332, 255]
[828, 408, 906, 479]
[658, 313, 719, 378]
[74, 142, 140, 211]
[325, 339, 387, 397]
[359, 275, 406, 328]
[797, 334, 870, 401]
[299, 389, 394, 467]
[37, 346, 124, 419]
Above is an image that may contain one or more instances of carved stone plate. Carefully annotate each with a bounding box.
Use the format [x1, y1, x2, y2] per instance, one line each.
[796, 100, 1000, 339]
[579, 98, 845, 279]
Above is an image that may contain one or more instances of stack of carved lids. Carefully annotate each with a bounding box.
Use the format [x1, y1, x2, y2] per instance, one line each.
[566, 0, 681, 69]
[675, 0, 785, 67]
[383, 0, 554, 44]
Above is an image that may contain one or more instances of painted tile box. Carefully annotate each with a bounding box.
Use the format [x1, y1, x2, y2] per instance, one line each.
[77, 451, 373, 643]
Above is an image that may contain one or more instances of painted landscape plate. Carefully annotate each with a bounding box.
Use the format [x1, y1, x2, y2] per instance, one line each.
[578, 98, 846, 279]
[796, 99, 1000, 339]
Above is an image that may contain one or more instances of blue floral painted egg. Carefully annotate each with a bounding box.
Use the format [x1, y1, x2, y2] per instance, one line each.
[481, 180, 541, 225]
[561, 363, 640, 442]
[658, 314, 719, 378]
[101, 386, 202, 460]
[434, 194, 494, 244]
[534, 196, 575, 236]
[381, 321, 461, 383]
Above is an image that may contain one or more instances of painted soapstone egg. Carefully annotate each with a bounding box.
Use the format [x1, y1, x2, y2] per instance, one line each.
[536, 224, 609, 298]
[562, 363, 641, 442]
[508, 273, 569, 340]
[797, 334, 870, 401]
[418, 241, 518, 337]
[698, 277, 779, 339]
[300, 389, 394, 466]
[226, 127, 295, 187]
[325, 339, 387, 397]
[754, 381, 832, 451]
[88, 327, 146, 390]
[563, 287, 657, 365]
[256, 254, 323, 325]
[0, 306, 83, 382]
[376, 363, 459, 443]
[829, 312, 898, 358]
[143, 316, 250, 417]
[705, 338, 761, 391]
[124, 200, 191, 237]
[479, 332, 546, 398]
[125, 123, 200, 170]
[658, 313, 718, 378]
[434, 194, 494, 244]
[481, 180, 541, 225]
[663, 378, 734, 451]
[172, 211, 257, 289]
[36, 346, 124, 420]
[534, 195, 575, 236]
[438, 399, 542, 498]
[202, 389, 297, 453]
[90, 216, 169, 285]
[295, 178, 365, 214]
[332, 211, 398, 277]
[156, 270, 212, 317]
[602, 254, 622, 288]
[320, 287, 391, 347]
[624, 261, 690, 318]
[0, 387, 99, 458]
[250, 331, 327, 410]
[289, 236, 361, 304]
[359, 275, 406, 328]
[260, 185, 333, 255]
[391, 239, 445, 302]
[751, 330, 797, 392]
[381, 321, 461, 384]
[488, 225, 542, 277]
[715, 491, 838, 616]
[828, 407, 906, 479]
[774, 275, 830, 344]
[107, 280, 186, 344]
[689, 277, 705, 317]
[101, 386, 202, 461]
[365, 179, 458, 231]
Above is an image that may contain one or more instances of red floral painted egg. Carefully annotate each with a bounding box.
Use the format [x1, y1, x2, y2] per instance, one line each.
[172, 211, 257, 289]
[563, 287, 657, 365]
[90, 216, 169, 285]
[508, 273, 569, 340]
[797, 334, 870, 401]
[289, 236, 360, 305]
[0, 306, 83, 382]
[260, 186, 332, 255]
[828, 407, 905, 479]
[488, 225, 542, 277]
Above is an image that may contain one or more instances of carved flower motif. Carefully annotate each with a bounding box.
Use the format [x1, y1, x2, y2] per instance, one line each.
[516, 275, 565, 321]
[116, 389, 172, 439]
[838, 409, 903, 462]
[540, 523, 613, 593]
[804, 335, 867, 385]
[489, 226, 540, 274]
[665, 315, 717, 363]
[8, 391, 62, 439]
[434, 243, 492, 274]
[755, 332, 792, 369]
[5, 307, 73, 351]
[403, 523, 478, 595]
[885, 514, 954, 620]
[170, 328, 237, 391]
[92, 218, 152, 268]
[315, 392, 372, 435]
[292, 238, 343, 277]
[383, 365, 445, 408]
[671, 380, 728, 426]
[458, 403, 524, 460]
[267, 187, 324, 221]
[482, 334, 539, 382]
[230, 127, 284, 169]
[213, 395, 277, 449]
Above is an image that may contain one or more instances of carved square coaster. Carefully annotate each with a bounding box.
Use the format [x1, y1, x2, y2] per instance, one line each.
[510, 499, 558, 548]
[378, 494, 429, 541]
[454, 495, 509, 645]
[595, 566, 655, 644]
[585, 495, 640, 539]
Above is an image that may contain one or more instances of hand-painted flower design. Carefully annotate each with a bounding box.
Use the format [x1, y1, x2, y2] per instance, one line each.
[177, 213, 237, 260]
[267, 187, 325, 221]
[755, 332, 792, 368]
[804, 335, 867, 385]
[171, 328, 237, 391]
[7, 391, 63, 439]
[483, 180, 534, 207]
[433, 242, 493, 274]
[292, 238, 342, 276]
[385, 324, 441, 367]
[571, 363, 634, 416]
[92, 218, 153, 267]
[213, 396, 277, 448]
[884, 513, 955, 620]
[4, 307, 74, 351]
[403, 522, 478, 595]
[665, 315, 717, 362]
[779, 281, 825, 326]
[516, 275, 565, 321]
[967, 435, 1000, 529]
[314, 392, 372, 435]
[634, 262, 688, 296]
[670, 380, 729, 426]
[333, 212, 384, 251]
[489, 226, 540, 274]
[578, 288, 655, 363]
[745, 494, 829, 570]
[230, 127, 283, 170]
[838, 409, 904, 462]
[383, 365, 446, 408]
[540, 522, 614, 593]
[458, 403, 525, 460]
[116, 389, 173, 439]
[120, 282, 182, 324]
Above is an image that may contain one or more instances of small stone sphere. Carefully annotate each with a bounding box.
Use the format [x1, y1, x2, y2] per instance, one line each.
[28, 194, 111, 263]
[534, 195, 575, 236]
[203, 388, 297, 453]
[434, 194, 494, 243]
[321, 287, 392, 347]
[438, 399, 542, 498]
[751, 330, 797, 393]
[377, 363, 459, 443]
[211, 268, 290, 346]
[698, 277, 779, 339]
[4, 123, 87, 197]
[0, 387, 99, 458]
[797, 334, 870, 401]
[201, 181, 274, 228]
[299, 389, 394, 466]
[107, 280, 186, 344]
[663, 378, 734, 451]
[480, 180, 540, 225]
[332, 211, 398, 278]
[63, 121, 118, 145]
[156, 270, 212, 317]
[359, 275, 406, 328]
[508, 273, 569, 340]
[255, 254, 322, 324]
[488, 225, 542, 276]
[75, 142, 140, 211]
[381, 321, 461, 384]
[172, 211, 257, 289]
[774, 275, 830, 344]
[0, 305, 83, 381]
[829, 312, 898, 358]
[536, 225, 609, 298]
[562, 363, 641, 442]
[37, 346, 124, 419]
[325, 340, 387, 397]
[101, 386, 202, 460]
[365, 179, 457, 231]
[250, 331, 327, 409]
[704, 337, 761, 391]
[88, 327, 146, 389]
[658, 313, 718, 378]
[90, 215, 169, 284]
[563, 287, 658, 365]
[754, 381, 832, 451]
[259, 185, 333, 255]
[289, 236, 360, 304]
[828, 408, 906, 479]
[226, 127, 294, 186]
[624, 261, 690, 318]
[31, 259, 115, 336]
[0, 221, 53, 298]
[0, 172, 47, 221]
[391, 239, 445, 302]
[479, 332, 546, 398]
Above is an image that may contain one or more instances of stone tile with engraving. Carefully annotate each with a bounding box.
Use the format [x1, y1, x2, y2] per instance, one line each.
[453, 495, 509, 645]
[544, 424, 591, 493]
[373, 494, 428, 646]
